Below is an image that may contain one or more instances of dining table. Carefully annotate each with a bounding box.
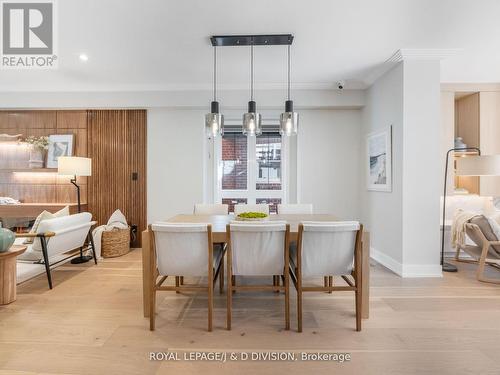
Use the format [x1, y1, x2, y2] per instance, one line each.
[141, 213, 370, 319]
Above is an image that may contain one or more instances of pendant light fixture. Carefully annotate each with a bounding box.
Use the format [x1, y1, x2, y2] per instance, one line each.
[205, 45, 223, 137]
[242, 43, 262, 136]
[280, 44, 298, 136]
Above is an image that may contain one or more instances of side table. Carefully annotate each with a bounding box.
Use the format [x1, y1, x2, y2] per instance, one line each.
[0, 245, 27, 305]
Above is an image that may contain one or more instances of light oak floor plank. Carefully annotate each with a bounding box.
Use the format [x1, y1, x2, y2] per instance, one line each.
[0, 249, 499, 374]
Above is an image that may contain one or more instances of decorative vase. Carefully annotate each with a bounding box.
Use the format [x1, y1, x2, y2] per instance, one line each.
[0, 228, 15, 252]
[29, 147, 45, 169]
[454, 137, 467, 149]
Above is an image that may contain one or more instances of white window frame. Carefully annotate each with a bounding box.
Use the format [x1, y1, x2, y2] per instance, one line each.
[213, 120, 289, 206]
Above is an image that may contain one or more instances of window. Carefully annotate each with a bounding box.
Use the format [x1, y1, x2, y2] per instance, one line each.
[215, 129, 286, 213]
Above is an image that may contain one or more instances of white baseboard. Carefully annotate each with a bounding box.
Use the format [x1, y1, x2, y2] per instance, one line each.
[370, 247, 402, 276]
[401, 264, 442, 278]
[370, 247, 442, 278]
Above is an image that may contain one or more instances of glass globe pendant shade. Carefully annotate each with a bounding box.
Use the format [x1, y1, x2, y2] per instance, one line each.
[242, 100, 262, 136]
[280, 100, 298, 136]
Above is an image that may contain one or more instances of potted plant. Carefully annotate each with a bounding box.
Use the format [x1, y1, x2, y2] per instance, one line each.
[24, 136, 49, 168]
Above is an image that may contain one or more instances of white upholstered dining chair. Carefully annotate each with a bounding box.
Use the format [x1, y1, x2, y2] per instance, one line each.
[277, 204, 313, 214]
[194, 203, 229, 215]
[149, 222, 225, 332]
[225, 221, 290, 330]
[290, 221, 363, 332]
[234, 204, 270, 215]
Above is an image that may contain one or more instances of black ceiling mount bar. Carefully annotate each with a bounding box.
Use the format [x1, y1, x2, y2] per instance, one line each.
[210, 34, 293, 47]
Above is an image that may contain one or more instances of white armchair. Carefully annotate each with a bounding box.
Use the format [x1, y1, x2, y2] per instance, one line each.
[193, 203, 229, 215]
[290, 221, 363, 332]
[277, 204, 313, 214]
[226, 221, 290, 330]
[16, 212, 97, 289]
[149, 223, 225, 331]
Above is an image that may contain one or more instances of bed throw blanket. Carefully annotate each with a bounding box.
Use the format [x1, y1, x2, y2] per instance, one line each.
[451, 209, 478, 249]
[90, 209, 128, 258]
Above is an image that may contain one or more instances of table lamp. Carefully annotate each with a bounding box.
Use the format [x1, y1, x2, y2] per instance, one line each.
[58, 156, 92, 264]
[441, 151, 500, 272]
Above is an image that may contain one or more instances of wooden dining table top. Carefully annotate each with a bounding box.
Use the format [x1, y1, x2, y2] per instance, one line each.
[163, 214, 344, 242]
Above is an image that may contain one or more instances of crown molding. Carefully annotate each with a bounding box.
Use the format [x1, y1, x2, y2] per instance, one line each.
[441, 82, 500, 92]
[364, 48, 462, 86]
[388, 48, 462, 62]
[0, 81, 368, 93]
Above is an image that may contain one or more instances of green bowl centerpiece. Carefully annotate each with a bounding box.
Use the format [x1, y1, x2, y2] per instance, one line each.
[0, 228, 15, 252]
[235, 212, 269, 221]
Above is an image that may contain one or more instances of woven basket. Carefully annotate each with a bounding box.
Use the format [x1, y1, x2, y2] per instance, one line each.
[101, 227, 130, 258]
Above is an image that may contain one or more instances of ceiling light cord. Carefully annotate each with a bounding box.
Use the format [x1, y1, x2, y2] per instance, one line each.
[287, 44, 291, 101]
[250, 43, 254, 102]
[213, 46, 217, 102]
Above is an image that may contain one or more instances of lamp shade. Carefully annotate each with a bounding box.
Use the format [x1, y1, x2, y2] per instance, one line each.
[456, 155, 500, 176]
[57, 156, 92, 176]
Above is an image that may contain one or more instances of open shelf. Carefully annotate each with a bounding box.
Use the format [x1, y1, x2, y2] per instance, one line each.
[454, 151, 479, 157]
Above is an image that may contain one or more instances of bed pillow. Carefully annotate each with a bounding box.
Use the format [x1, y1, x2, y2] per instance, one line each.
[23, 206, 70, 244]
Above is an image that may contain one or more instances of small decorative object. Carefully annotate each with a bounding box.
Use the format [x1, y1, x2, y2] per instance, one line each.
[367, 126, 392, 192]
[0, 228, 15, 252]
[47, 134, 74, 168]
[455, 137, 467, 149]
[0, 134, 22, 142]
[24, 135, 49, 168]
[235, 212, 269, 221]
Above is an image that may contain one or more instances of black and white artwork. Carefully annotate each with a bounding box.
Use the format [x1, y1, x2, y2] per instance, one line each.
[367, 127, 392, 192]
[46, 134, 74, 168]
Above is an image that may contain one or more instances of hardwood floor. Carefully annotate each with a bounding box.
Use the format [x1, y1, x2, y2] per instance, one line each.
[1, 249, 500, 374]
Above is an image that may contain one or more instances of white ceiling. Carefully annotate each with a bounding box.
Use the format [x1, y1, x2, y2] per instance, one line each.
[2, 0, 500, 92]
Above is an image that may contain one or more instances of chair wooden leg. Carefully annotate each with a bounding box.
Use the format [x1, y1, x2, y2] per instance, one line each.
[208, 279, 213, 332]
[297, 287, 302, 333]
[175, 276, 180, 293]
[274, 275, 280, 293]
[284, 273, 290, 331]
[149, 286, 156, 331]
[355, 286, 361, 331]
[231, 275, 236, 294]
[324, 276, 328, 289]
[180, 276, 184, 285]
[328, 276, 333, 294]
[219, 260, 224, 294]
[227, 256, 232, 330]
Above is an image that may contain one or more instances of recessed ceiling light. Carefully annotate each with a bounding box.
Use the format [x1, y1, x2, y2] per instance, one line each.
[79, 54, 89, 62]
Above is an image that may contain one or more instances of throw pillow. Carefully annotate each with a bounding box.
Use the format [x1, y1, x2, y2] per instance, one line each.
[469, 215, 500, 256]
[23, 210, 53, 245]
[23, 206, 69, 244]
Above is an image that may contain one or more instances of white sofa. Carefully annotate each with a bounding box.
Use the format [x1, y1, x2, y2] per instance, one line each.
[16, 212, 97, 289]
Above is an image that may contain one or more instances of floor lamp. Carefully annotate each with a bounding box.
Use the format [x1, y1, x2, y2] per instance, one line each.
[442, 150, 500, 272]
[58, 156, 92, 264]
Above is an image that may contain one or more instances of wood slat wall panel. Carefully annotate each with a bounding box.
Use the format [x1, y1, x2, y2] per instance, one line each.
[87, 110, 146, 247]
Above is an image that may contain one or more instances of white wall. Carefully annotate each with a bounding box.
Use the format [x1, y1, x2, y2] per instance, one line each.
[147, 108, 206, 222]
[401, 60, 441, 273]
[147, 107, 363, 223]
[361, 64, 404, 266]
[298, 109, 362, 219]
[362, 61, 442, 277]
